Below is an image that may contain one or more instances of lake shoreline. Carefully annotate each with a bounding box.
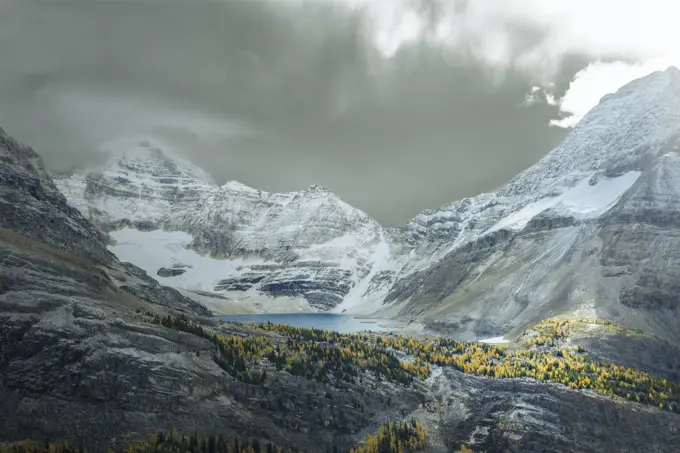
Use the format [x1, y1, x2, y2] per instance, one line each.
[217, 313, 405, 334]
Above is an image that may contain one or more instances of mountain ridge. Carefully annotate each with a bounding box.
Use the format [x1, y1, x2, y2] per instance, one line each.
[53, 67, 680, 342]
[54, 136, 390, 312]
[381, 67, 680, 342]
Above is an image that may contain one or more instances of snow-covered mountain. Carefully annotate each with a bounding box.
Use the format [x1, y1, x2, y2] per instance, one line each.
[54, 137, 394, 313]
[383, 66, 680, 341]
[55, 67, 680, 342]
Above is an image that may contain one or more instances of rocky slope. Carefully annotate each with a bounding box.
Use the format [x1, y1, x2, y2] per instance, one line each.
[425, 367, 680, 453]
[53, 67, 680, 346]
[382, 67, 680, 344]
[0, 127, 210, 318]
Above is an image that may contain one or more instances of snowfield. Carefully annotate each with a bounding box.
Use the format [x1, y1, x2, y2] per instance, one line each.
[479, 336, 511, 345]
[486, 171, 641, 234]
[109, 228, 261, 292]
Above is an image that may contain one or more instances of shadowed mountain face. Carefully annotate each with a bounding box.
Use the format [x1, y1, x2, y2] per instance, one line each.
[53, 68, 680, 346]
[0, 127, 112, 264]
[0, 126, 236, 447]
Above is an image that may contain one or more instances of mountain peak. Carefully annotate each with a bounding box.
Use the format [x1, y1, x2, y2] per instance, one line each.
[98, 136, 216, 185]
[662, 65, 680, 78]
[599, 65, 680, 103]
[500, 64, 680, 202]
[222, 180, 261, 194]
[307, 184, 330, 193]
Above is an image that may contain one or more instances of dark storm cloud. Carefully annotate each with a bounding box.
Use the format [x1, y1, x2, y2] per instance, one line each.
[0, 0, 576, 224]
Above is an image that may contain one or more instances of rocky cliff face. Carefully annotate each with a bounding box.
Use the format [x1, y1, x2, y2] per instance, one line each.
[0, 128, 112, 264]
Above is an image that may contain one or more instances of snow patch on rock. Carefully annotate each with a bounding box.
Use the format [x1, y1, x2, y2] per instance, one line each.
[479, 336, 511, 344]
[486, 171, 641, 234]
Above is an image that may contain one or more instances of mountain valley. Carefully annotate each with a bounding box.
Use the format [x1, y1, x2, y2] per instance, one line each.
[54, 68, 680, 344]
[2, 69, 680, 452]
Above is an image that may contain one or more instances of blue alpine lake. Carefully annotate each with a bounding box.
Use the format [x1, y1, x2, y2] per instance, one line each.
[217, 313, 404, 334]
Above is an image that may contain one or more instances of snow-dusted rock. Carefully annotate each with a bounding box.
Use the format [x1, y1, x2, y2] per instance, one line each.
[385, 67, 680, 342]
[54, 138, 391, 311]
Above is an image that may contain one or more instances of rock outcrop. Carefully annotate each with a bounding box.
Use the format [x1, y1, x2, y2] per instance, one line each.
[157, 267, 187, 277]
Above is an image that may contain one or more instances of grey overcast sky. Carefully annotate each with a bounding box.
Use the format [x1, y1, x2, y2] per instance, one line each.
[0, 0, 676, 224]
